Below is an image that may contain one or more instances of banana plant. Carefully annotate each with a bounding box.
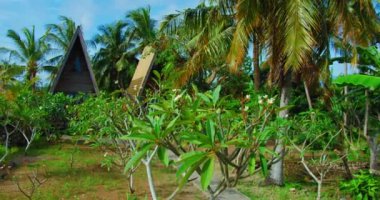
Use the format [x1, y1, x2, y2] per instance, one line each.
[334, 74, 380, 173]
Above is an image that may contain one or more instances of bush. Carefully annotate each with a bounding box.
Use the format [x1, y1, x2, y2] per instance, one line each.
[290, 110, 338, 150]
[340, 170, 380, 200]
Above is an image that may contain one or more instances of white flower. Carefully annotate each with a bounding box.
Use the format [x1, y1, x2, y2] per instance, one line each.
[244, 106, 249, 111]
[263, 95, 268, 99]
[258, 99, 263, 105]
[267, 97, 275, 104]
[245, 95, 251, 100]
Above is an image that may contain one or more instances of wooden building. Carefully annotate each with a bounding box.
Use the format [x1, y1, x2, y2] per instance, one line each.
[50, 26, 99, 94]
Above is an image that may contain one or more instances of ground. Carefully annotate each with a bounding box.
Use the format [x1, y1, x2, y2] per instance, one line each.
[0, 141, 374, 200]
[0, 142, 205, 200]
[236, 151, 370, 200]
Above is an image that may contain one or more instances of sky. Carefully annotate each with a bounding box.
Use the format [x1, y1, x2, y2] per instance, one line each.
[0, 0, 200, 48]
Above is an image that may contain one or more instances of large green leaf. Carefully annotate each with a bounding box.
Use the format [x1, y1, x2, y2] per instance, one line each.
[176, 151, 207, 178]
[212, 85, 221, 106]
[206, 119, 215, 145]
[200, 157, 215, 190]
[178, 156, 208, 191]
[334, 74, 380, 90]
[124, 143, 153, 173]
[259, 147, 268, 176]
[157, 146, 170, 166]
[121, 133, 156, 142]
[248, 153, 256, 175]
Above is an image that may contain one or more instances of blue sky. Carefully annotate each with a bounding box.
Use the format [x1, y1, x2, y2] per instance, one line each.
[0, 0, 200, 48]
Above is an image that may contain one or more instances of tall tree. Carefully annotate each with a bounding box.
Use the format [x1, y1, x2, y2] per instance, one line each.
[127, 6, 157, 50]
[0, 26, 51, 89]
[0, 61, 24, 92]
[223, 0, 379, 185]
[160, 3, 234, 87]
[44, 16, 77, 80]
[46, 16, 77, 52]
[227, 0, 265, 91]
[92, 21, 138, 91]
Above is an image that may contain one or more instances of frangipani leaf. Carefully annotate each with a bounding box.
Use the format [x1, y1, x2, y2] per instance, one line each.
[201, 157, 215, 190]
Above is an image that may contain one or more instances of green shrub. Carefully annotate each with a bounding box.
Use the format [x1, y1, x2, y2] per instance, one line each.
[340, 170, 380, 200]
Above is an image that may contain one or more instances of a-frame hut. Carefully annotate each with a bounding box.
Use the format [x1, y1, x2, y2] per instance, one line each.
[50, 26, 99, 95]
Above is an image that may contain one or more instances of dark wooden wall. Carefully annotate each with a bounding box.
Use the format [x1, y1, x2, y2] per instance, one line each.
[54, 38, 95, 94]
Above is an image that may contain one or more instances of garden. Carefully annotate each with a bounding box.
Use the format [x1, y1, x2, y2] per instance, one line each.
[0, 1, 380, 200]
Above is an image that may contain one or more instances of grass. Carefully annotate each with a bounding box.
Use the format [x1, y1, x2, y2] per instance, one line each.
[237, 173, 341, 200]
[0, 140, 205, 200]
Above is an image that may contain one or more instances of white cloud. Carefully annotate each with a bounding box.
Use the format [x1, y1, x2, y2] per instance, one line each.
[57, 0, 98, 33]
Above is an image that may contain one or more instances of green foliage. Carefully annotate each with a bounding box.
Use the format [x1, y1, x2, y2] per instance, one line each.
[340, 171, 380, 200]
[334, 74, 380, 90]
[70, 82, 278, 197]
[92, 21, 138, 91]
[289, 110, 338, 150]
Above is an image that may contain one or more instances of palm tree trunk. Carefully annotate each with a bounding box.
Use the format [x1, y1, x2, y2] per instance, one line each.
[303, 81, 313, 110]
[265, 73, 291, 186]
[27, 63, 37, 89]
[364, 90, 378, 173]
[363, 90, 369, 138]
[368, 134, 378, 172]
[343, 62, 348, 134]
[253, 38, 261, 91]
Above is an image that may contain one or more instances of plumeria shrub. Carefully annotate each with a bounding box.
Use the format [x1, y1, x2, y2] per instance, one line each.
[69, 84, 281, 199]
[0, 87, 54, 162]
[69, 93, 140, 193]
[122, 85, 280, 199]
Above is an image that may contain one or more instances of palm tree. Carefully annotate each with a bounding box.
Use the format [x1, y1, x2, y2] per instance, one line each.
[226, 0, 265, 91]
[0, 61, 24, 91]
[0, 26, 51, 89]
[46, 16, 77, 52]
[224, 0, 379, 186]
[127, 6, 157, 50]
[44, 16, 77, 81]
[160, 3, 234, 87]
[92, 20, 138, 91]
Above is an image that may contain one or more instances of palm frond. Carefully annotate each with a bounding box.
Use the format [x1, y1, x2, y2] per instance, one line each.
[283, 0, 317, 72]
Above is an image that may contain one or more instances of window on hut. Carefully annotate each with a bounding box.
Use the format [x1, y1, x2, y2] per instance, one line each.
[74, 56, 82, 72]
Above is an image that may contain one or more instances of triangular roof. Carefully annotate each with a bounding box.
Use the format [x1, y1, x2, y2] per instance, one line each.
[127, 46, 156, 98]
[50, 26, 99, 94]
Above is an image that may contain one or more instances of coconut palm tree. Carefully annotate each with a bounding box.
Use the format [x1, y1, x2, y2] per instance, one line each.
[0, 61, 24, 91]
[46, 16, 77, 52]
[224, 0, 379, 186]
[92, 20, 138, 91]
[43, 16, 78, 82]
[224, 0, 265, 91]
[127, 6, 157, 50]
[160, 3, 234, 87]
[0, 26, 51, 89]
